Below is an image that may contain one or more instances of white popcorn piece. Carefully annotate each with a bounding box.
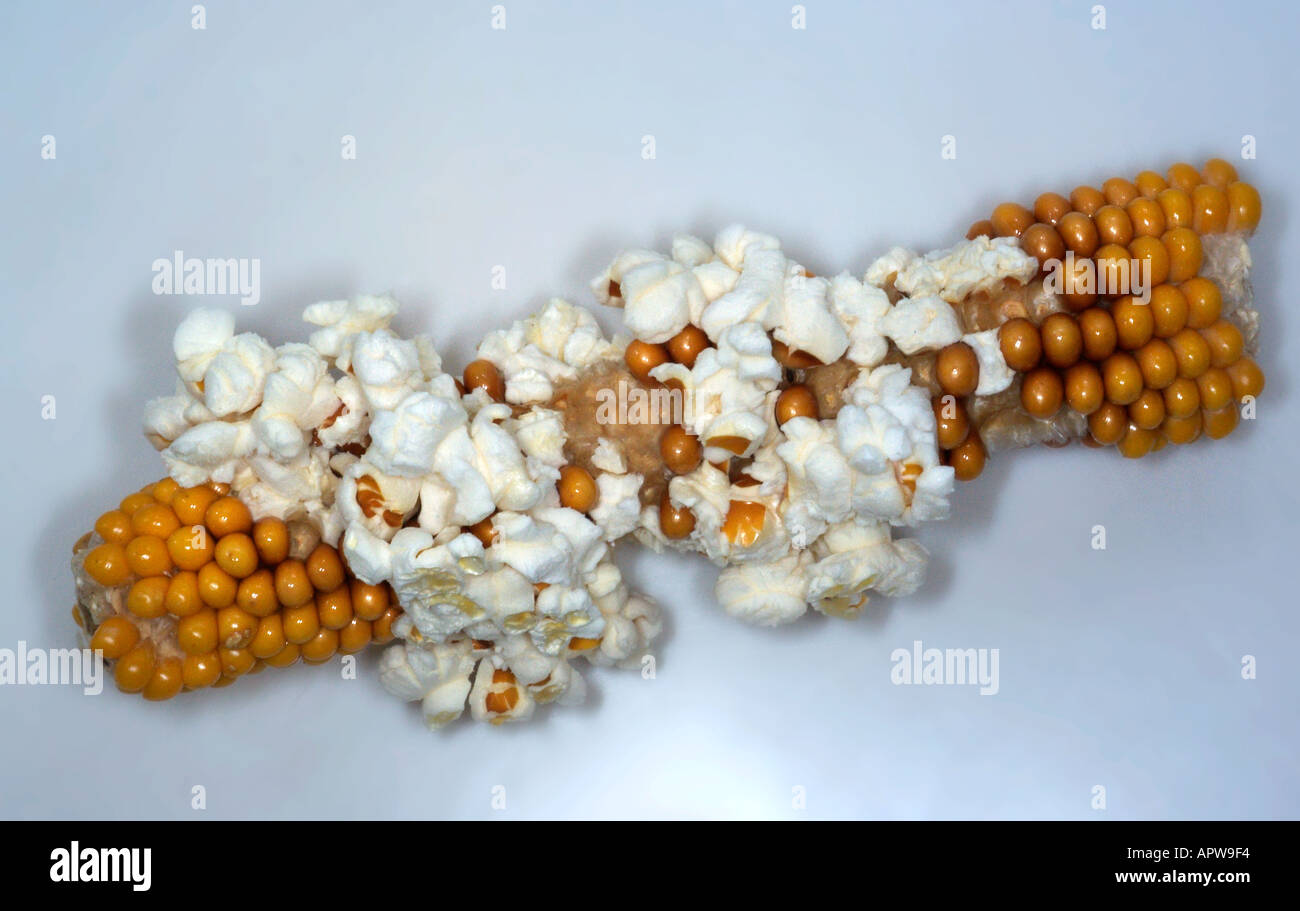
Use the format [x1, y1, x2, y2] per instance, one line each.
[621, 594, 663, 661]
[316, 374, 367, 449]
[426, 408, 549, 524]
[584, 558, 627, 612]
[963, 327, 1016, 396]
[836, 404, 910, 475]
[512, 407, 568, 467]
[173, 308, 235, 384]
[477, 299, 615, 404]
[665, 467, 728, 560]
[741, 438, 789, 503]
[143, 393, 192, 449]
[462, 565, 535, 633]
[807, 521, 929, 614]
[336, 461, 422, 541]
[343, 329, 424, 411]
[713, 322, 782, 388]
[846, 364, 940, 459]
[414, 335, 444, 379]
[893, 236, 1038, 304]
[722, 500, 793, 567]
[671, 233, 714, 268]
[829, 273, 891, 367]
[864, 246, 916, 288]
[590, 438, 626, 474]
[467, 407, 547, 510]
[712, 224, 781, 271]
[162, 420, 255, 487]
[302, 294, 399, 358]
[252, 343, 340, 462]
[412, 476, 453, 533]
[585, 563, 662, 668]
[522, 654, 585, 705]
[366, 388, 467, 478]
[468, 659, 536, 724]
[590, 248, 663, 307]
[427, 430, 493, 525]
[377, 640, 476, 730]
[201, 332, 276, 417]
[691, 260, 740, 303]
[237, 469, 315, 527]
[590, 614, 636, 665]
[497, 634, 562, 687]
[714, 551, 811, 626]
[533, 583, 605, 654]
[772, 272, 850, 365]
[422, 673, 475, 728]
[909, 463, 955, 524]
[489, 511, 579, 584]
[880, 294, 964, 355]
[388, 529, 489, 641]
[533, 506, 606, 576]
[181, 396, 217, 425]
[700, 246, 786, 340]
[589, 471, 643, 541]
[244, 450, 335, 508]
[619, 257, 705, 343]
[526, 298, 617, 370]
[834, 363, 952, 526]
[678, 340, 773, 456]
[776, 417, 853, 546]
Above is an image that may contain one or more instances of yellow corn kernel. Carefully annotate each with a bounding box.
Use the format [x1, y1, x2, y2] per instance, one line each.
[83, 542, 131, 587]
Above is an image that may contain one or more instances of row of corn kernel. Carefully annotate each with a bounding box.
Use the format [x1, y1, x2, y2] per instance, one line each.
[927, 341, 988, 480]
[82, 479, 401, 699]
[971, 158, 1261, 262]
[965, 160, 1264, 458]
[626, 330, 711, 540]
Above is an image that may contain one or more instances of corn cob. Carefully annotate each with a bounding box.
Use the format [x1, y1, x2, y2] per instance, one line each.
[73, 480, 401, 699]
[947, 158, 1263, 467]
[71, 156, 1267, 723]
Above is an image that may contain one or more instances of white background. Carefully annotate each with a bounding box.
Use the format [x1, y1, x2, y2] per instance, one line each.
[1, 0, 1296, 819]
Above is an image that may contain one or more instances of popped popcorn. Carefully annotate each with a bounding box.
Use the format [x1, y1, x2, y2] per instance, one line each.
[893, 236, 1038, 303]
[714, 552, 811, 626]
[879, 294, 964, 355]
[477, 298, 618, 403]
[618, 257, 705, 343]
[963, 328, 1016, 396]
